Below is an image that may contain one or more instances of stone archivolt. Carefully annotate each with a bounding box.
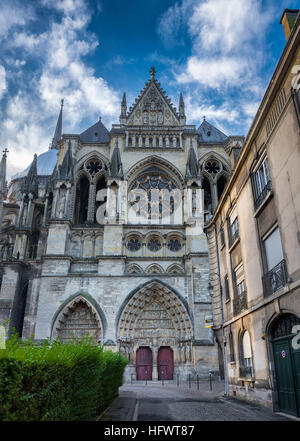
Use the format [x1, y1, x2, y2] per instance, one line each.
[52, 296, 103, 343]
[118, 282, 192, 363]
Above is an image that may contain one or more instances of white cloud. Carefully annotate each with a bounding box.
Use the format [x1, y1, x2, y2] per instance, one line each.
[157, 0, 276, 130]
[188, 0, 271, 54]
[0, 0, 35, 38]
[184, 93, 239, 126]
[0, 66, 7, 99]
[0, 0, 121, 177]
[176, 56, 249, 88]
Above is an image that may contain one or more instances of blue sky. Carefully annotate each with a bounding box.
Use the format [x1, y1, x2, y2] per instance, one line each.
[0, 0, 298, 177]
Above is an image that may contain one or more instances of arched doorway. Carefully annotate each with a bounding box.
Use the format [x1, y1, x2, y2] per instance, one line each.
[118, 281, 193, 379]
[157, 347, 173, 380]
[270, 313, 300, 417]
[53, 297, 103, 344]
[136, 347, 152, 380]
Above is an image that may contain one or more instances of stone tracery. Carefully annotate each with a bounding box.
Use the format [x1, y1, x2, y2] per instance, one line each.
[118, 281, 193, 364]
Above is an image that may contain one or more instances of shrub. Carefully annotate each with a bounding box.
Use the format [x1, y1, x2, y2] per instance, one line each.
[0, 332, 128, 421]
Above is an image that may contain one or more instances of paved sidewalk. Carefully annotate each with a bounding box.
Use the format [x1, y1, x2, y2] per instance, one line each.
[101, 381, 291, 421]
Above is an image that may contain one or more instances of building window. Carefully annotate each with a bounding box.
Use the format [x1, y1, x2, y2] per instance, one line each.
[262, 227, 287, 297]
[240, 331, 254, 378]
[220, 225, 225, 248]
[252, 156, 272, 210]
[167, 238, 182, 252]
[229, 332, 235, 363]
[228, 216, 239, 246]
[224, 275, 230, 301]
[127, 237, 142, 252]
[147, 237, 162, 252]
[233, 264, 247, 315]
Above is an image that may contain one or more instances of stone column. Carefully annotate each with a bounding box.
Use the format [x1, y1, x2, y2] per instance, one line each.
[87, 182, 96, 223]
[139, 135, 143, 148]
[145, 135, 149, 147]
[179, 132, 183, 149]
[51, 188, 59, 219]
[132, 136, 136, 147]
[211, 182, 218, 212]
[159, 135, 163, 147]
[64, 184, 71, 219]
[17, 195, 25, 226]
[42, 195, 49, 227]
[125, 131, 129, 148]
[26, 194, 33, 226]
[152, 348, 158, 380]
[152, 136, 156, 147]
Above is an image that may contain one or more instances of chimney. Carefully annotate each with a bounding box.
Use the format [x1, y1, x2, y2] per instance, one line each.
[280, 9, 299, 41]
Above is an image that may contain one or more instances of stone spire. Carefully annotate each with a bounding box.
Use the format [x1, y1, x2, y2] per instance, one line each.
[179, 92, 186, 125]
[0, 149, 8, 197]
[110, 140, 123, 179]
[22, 153, 38, 197]
[0, 149, 8, 241]
[51, 99, 64, 150]
[120, 92, 127, 124]
[150, 66, 156, 81]
[58, 139, 74, 181]
[186, 141, 200, 179]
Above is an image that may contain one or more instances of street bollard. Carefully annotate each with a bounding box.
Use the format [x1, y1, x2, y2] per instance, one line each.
[131, 373, 133, 384]
[177, 374, 179, 387]
[209, 372, 212, 391]
[162, 371, 164, 386]
[197, 374, 199, 390]
[189, 374, 191, 389]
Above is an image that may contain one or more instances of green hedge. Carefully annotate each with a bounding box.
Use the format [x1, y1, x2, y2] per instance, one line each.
[0, 333, 128, 421]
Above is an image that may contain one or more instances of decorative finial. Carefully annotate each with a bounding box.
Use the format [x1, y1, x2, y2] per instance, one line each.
[99, 116, 102, 121]
[61, 99, 64, 107]
[150, 66, 156, 80]
[203, 115, 206, 121]
[3, 148, 9, 157]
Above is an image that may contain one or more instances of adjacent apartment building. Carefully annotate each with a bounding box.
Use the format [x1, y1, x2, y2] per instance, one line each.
[205, 9, 300, 417]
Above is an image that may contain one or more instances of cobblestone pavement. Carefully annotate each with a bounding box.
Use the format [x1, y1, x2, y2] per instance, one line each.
[120, 381, 290, 421]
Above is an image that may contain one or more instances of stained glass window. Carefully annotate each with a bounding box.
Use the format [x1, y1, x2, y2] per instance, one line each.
[147, 238, 161, 252]
[127, 237, 142, 251]
[86, 160, 103, 176]
[167, 238, 182, 252]
[130, 167, 180, 220]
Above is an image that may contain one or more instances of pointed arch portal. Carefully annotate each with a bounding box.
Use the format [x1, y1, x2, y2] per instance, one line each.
[118, 281, 193, 373]
[52, 296, 103, 343]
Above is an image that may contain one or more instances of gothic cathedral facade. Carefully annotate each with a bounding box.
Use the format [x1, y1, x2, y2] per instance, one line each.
[0, 68, 243, 380]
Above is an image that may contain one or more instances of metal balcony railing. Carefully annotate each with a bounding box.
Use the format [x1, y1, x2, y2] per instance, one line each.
[233, 290, 248, 315]
[254, 180, 272, 210]
[262, 259, 288, 298]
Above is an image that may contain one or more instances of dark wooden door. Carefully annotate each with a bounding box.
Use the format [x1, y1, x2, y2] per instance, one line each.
[157, 347, 173, 380]
[272, 337, 300, 416]
[136, 347, 152, 380]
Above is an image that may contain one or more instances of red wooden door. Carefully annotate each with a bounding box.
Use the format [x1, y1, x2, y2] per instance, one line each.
[136, 347, 152, 380]
[158, 347, 174, 380]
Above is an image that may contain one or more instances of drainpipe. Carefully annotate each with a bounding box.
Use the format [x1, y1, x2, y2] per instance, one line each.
[214, 223, 229, 396]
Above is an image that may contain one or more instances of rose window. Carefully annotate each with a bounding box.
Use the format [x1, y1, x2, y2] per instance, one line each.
[147, 238, 161, 252]
[127, 238, 142, 252]
[204, 160, 221, 176]
[130, 167, 180, 220]
[167, 238, 182, 252]
[86, 160, 103, 176]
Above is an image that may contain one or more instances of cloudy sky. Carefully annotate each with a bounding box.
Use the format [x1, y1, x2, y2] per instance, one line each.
[0, 0, 298, 178]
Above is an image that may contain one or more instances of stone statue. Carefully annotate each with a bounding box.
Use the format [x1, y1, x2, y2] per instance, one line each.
[58, 194, 66, 219]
